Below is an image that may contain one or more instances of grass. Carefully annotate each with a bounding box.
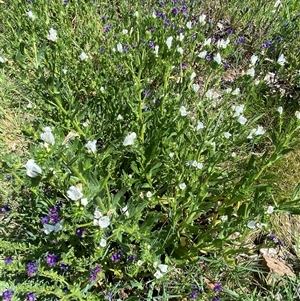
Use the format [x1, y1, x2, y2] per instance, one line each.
[0, 0, 300, 300]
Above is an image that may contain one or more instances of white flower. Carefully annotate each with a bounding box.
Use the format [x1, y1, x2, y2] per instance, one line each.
[277, 54, 286, 66]
[180, 106, 188, 116]
[85, 140, 97, 153]
[83, 120, 89, 127]
[277, 106, 283, 115]
[0, 56, 5, 63]
[117, 42, 123, 53]
[232, 88, 240, 95]
[26, 10, 35, 20]
[100, 238, 107, 247]
[179, 33, 184, 41]
[79, 51, 88, 61]
[123, 132, 137, 146]
[196, 162, 203, 169]
[26, 102, 33, 109]
[203, 38, 211, 46]
[295, 111, 300, 119]
[154, 45, 159, 56]
[43, 222, 62, 234]
[47, 28, 57, 42]
[81, 198, 88, 206]
[196, 121, 204, 131]
[266, 205, 274, 214]
[255, 125, 265, 135]
[192, 84, 200, 92]
[190, 72, 196, 81]
[169, 152, 174, 159]
[177, 47, 183, 54]
[213, 53, 222, 64]
[217, 38, 230, 49]
[146, 191, 153, 198]
[246, 67, 255, 77]
[133, 11, 139, 17]
[186, 21, 192, 29]
[154, 270, 163, 279]
[25, 159, 42, 177]
[232, 104, 245, 117]
[179, 183, 186, 190]
[117, 114, 123, 120]
[231, 152, 236, 157]
[247, 129, 256, 139]
[40, 126, 55, 145]
[158, 264, 168, 273]
[166, 36, 173, 49]
[247, 220, 256, 229]
[198, 50, 207, 58]
[67, 186, 83, 201]
[205, 89, 219, 100]
[199, 14, 206, 24]
[94, 208, 102, 219]
[250, 54, 259, 65]
[223, 132, 231, 139]
[62, 68, 68, 74]
[237, 115, 247, 125]
[98, 216, 110, 228]
[136, 260, 143, 266]
[220, 215, 228, 222]
[122, 29, 128, 34]
[122, 205, 129, 217]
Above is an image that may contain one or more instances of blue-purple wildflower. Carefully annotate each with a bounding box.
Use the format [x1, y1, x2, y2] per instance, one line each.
[90, 265, 101, 281]
[5, 257, 13, 265]
[2, 290, 14, 301]
[27, 292, 35, 301]
[46, 254, 60, 267]
[27, 261, 38, 276]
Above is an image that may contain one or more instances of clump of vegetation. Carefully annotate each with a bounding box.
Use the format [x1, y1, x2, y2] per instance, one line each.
[0, 0, 300, 300]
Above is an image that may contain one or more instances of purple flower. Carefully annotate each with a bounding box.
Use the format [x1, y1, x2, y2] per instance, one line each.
[149, 26, 154, 32]
[27, 262, 38, 276]
[164, 19, 171, 27]
[1, 205, 10, 213]
[149, 40, 154, 47]
[226, 28, 233, 34]
[128, 254, 136, 260]
[27, 292, 35, 301]
[172, 7, 179, 15]
[41, 216, 50, 224]
[214, 283, 222, 293]
[5, 257, 13, 265]
[212, 296, 220, 301]
[2, 290, 14, 301]
[50, 206, 58, 214]
[46, 254, 60, 267]
[111, 253, 121, 263]
[60, 263, 69, 271]
[190, 291, 198, 299]
[205, 54, 211, 61]
[90, 265, 101, 281]
[264, 41, 272, 47]
[181, 62, 187, 69]
[237, 36, 245, 43]
[181, 5, 187, 11]
[76, 228, 85, 237]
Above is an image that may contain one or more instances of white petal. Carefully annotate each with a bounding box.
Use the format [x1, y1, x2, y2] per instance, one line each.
[100, 238, 107, 247]
[154, 270, 163, 279]
[123, 132, 137, 146]
[94, 208, 103, 219]
[158, 264, 168, 273]
[85, 140, 97, 153]
[247, 220, 256, 229]
[179, 183, 186, 190]
[98, 216, 110, 228]
[180, 106, 188, 116]
[25, 159, 42, 177]
[213, 53, 222, 64]
[81, 198, 88, 206]
[277, 106, 283, 115]
[166, 36, 173, 49]
[67, 186, 83, 201]
[266, 205, 274, 214]
[237, 115, 247, 125]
